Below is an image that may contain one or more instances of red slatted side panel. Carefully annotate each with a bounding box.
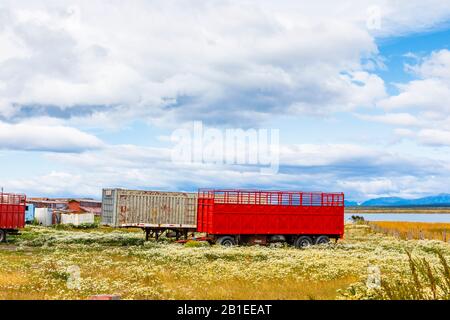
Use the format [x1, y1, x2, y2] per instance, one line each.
[0, 193, 26, 229]
[197, 189, 344, 236]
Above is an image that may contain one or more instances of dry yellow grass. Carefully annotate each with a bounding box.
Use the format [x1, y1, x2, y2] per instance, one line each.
[155, 272, 357, 300]
[1, 224, 450, 300]
[368, 221, 450, 241]
[0, 247, 355, 300]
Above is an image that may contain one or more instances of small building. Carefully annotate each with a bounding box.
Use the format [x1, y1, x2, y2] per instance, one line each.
[28, 198, 102, 216]
[67, 199, 102, 215]
[35, 208, 54, 226]
[28, 199, 68, 210]
[61, 213, 95, 226]
[25, 203, 35, 223]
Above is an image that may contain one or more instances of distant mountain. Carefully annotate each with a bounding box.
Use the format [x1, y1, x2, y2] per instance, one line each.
[359, 194, 450, 207]
[344, 200, 359, 206]
[361, 197, 406, 206]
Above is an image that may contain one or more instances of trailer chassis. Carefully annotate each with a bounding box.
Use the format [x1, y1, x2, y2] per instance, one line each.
[0, 228, 20, 242]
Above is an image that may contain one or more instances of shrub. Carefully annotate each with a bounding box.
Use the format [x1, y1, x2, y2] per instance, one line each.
[184, 240, 210, 248]
[342, 250, 450, 300]
[52, 223, 99, 230]
[351, 215, 365, 224]
[377, 250, 450, 300]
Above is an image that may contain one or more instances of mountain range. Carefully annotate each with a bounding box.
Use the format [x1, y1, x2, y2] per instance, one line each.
[345, 194, 450, 207]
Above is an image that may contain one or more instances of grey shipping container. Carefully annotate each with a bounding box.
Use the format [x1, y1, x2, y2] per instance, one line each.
[101, 189, 197, 230]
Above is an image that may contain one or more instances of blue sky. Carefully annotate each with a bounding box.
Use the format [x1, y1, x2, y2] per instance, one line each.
[1, 1, 450, 201]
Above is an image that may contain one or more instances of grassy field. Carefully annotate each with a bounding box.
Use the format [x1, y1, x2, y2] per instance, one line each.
[368, 221, 450, 242]
[1, 224, 450, 300]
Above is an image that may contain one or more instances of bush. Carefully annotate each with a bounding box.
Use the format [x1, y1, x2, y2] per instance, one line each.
[351, 215, 365, 224]
[342, 250, 450, 300]
[378, 250, 450, 300]
[21, 231, 145, 247]
[52, 223, 99, 230]
[184, 240, 210, 248]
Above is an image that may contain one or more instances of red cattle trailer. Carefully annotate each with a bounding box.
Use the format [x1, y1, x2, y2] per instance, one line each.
[197, 189, 344, 247]
[0, 192, 26, 242]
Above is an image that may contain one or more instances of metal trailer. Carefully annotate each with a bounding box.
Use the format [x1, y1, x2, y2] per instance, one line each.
[101, 188, 197, 240]
[197, 189, 345, 247]
[0, 192, 27, 242]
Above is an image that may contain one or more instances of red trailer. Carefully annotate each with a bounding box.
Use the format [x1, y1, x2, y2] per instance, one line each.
[197, 189, 344, 247]
[0, 192, 27, 242]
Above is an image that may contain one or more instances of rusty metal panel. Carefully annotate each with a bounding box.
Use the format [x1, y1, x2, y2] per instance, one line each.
[101, 189, 197, 228]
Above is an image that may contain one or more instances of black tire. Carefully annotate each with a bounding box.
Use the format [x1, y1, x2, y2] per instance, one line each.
[315, 235, 330, 245]
[0, 229, 6, 243]
[294, 236, 313, 248]
[216, 236, 236, 246]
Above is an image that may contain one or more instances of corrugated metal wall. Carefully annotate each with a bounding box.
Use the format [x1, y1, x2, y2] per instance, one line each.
[101, 189, 197, 228]
[101, 189, 117, 226]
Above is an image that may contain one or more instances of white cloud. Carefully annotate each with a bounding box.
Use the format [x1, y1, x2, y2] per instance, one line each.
[379, 49, 450, 113]
[337, 176, 448, 200]
[0, 122, 104, 152]
[417, 129, 450, 146]
[2, 1, 450, 128]
[3, 142, 436, 200]
[379, 78, 450, 112]
[2, 1, 450, 200]
[375, 49, 450, 146]
[407, 49, 450, 79]
[356, 112, 419, 126]
[1, 2, 450, 123]
[0, 1, 389, 127]
[280, 144, 380, 166]
[393, 128, 415, 137]
[393, 128, 450, 147]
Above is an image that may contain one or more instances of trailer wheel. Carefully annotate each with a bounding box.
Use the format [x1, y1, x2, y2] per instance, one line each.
[315, 235, 330, 245]
[0, 229, 6, 243]
[216, 236, 236, 246]
[294, 236, 312, 248]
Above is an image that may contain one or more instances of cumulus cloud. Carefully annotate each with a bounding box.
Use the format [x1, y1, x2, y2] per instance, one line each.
[379, 50, 450, 112]
[0, 0, 390, 127]
[2, 1, 450, 200]
[417, 129, 450, 146]
[2, 1, 450, 128]
[374, 49, 450, 146]
[1, 142, 435, 200]
[356, 112, 419, 126]
[337, 176, 449, 200]
[0, 122, 104, 152]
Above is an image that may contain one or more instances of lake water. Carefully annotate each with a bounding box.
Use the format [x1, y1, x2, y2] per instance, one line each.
[344, 213, 450, 223]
